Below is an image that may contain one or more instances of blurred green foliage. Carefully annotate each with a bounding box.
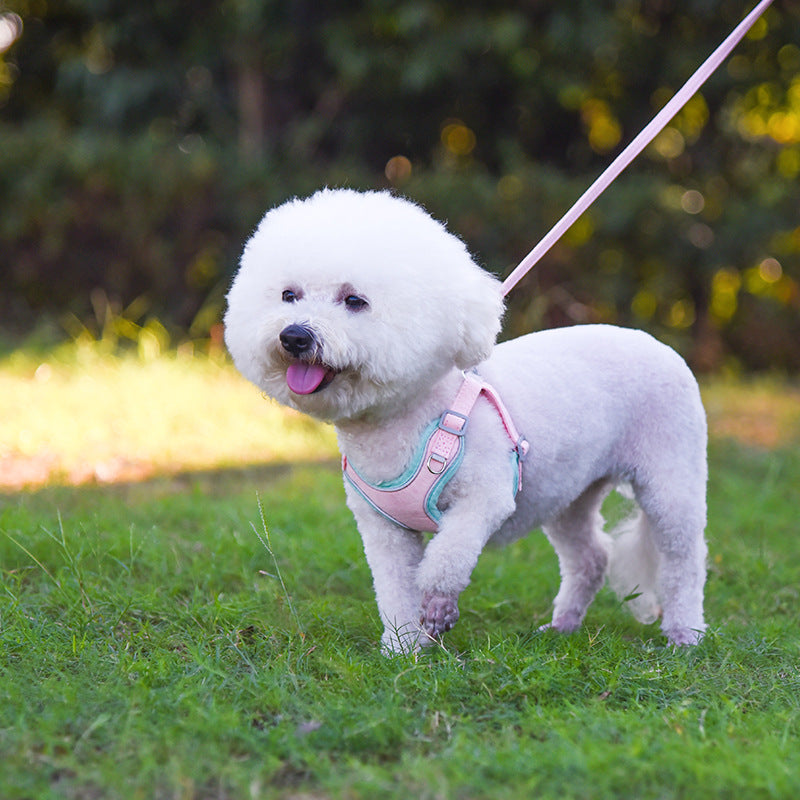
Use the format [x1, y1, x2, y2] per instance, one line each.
[1, 0, 799, 369]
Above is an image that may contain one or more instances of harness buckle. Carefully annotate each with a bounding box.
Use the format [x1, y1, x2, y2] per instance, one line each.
[515, 435, 530, 460]
[438, 410, 469, 436]
[427, 453, 448, 475]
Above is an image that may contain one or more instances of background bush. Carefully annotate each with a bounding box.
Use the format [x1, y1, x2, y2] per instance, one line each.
[1, 0, 799, 369]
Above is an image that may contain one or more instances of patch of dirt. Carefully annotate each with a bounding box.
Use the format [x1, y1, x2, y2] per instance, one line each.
[0, 454, 156, 491]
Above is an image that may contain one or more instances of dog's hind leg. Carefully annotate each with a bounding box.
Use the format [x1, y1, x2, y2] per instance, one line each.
[633, 480, 707, 646]
[542, 480, 614, 633]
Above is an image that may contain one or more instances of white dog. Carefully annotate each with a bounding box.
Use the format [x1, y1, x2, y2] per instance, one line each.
[224, 189, 708, 653]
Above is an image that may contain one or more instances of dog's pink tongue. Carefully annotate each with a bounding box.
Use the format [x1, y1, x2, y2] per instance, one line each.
[286, 363, 328, 395]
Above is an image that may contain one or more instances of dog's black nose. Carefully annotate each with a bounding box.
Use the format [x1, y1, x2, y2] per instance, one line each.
[279, 324, 316, 357]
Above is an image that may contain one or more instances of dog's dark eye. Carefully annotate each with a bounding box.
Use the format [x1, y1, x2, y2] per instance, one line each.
[282, 289, 300, 303]
[344, 294, 368, 312]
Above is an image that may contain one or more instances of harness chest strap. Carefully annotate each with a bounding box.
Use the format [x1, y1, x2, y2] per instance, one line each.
[342, 372, 529, 532]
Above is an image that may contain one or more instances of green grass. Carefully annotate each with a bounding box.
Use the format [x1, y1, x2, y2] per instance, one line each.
[1, 352, 799, 799]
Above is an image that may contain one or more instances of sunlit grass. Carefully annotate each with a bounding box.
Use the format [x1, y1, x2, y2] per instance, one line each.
[0, 346, 337, 489]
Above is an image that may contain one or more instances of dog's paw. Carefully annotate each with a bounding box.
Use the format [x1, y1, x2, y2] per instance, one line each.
[420, 593, 459, 638]
[663, 625, 705, 647]
[550, 610, 584, 633]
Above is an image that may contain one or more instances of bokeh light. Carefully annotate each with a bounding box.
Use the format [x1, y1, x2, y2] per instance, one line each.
[0, 13, 22, 53]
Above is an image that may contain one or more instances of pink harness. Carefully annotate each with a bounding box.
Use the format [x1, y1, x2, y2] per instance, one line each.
[342, 372, 529, 532]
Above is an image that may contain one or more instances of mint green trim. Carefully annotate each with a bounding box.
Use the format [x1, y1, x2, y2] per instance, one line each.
[424, 443, 464, 522]
[371, 419, 440, 490]
[510, 451, 521, 496]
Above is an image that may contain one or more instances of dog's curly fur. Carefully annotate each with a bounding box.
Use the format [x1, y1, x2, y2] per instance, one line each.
[225, 189, 708, 653]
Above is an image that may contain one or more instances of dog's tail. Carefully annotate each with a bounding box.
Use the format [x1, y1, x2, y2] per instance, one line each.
[606, 504, 661, 624]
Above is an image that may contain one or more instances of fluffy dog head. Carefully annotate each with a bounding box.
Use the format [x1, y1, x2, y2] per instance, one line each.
[224, 189, 504, 423]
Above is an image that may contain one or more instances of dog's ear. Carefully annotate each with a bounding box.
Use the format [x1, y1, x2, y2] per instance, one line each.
[452, 267, 504, 369]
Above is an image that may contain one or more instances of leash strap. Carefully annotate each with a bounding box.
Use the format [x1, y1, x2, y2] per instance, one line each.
[501, 0, 775, 298]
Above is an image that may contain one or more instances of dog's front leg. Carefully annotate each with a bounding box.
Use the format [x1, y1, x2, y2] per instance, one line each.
[355, 513, 427, 654]
[416, 522, 478, 640]
[416, 494, 516, 642]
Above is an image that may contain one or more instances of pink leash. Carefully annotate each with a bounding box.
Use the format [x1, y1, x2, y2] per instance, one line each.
[501, 0, 775, 298]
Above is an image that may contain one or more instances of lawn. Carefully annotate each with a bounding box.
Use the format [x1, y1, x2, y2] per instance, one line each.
[1, 349, 799, 799]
